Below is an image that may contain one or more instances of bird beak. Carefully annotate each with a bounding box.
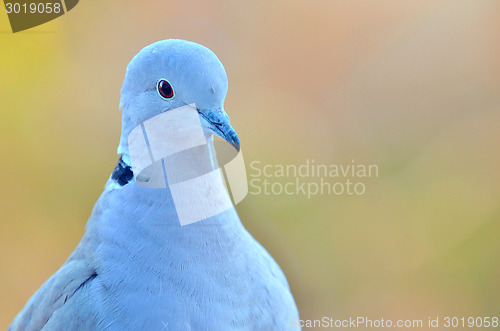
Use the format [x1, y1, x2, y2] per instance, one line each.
[197, 108, 240, 152]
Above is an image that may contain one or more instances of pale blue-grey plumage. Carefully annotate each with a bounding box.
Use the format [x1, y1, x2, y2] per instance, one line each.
[9, 39, 299, 330]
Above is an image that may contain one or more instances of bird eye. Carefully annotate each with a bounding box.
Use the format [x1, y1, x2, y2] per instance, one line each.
[157, 79, 174, 99]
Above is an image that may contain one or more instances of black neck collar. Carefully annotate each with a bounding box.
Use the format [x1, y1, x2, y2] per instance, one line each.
[111, 156, 133, 186]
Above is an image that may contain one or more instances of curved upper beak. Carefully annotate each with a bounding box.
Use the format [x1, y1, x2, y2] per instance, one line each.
[197, 108, 240, 152]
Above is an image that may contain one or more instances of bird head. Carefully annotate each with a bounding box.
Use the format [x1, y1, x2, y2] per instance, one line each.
[117, 39, 239, 161]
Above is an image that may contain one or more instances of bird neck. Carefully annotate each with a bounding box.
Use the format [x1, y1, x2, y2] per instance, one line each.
[107, 147, 239, 227]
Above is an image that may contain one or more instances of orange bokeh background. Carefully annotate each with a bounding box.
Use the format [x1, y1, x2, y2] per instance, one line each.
[1, 1, 499, 329]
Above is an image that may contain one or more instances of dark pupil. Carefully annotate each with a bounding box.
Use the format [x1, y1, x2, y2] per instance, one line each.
[159, 80, 173, 98]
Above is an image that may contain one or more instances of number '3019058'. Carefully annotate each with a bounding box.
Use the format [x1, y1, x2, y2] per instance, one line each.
[5, 2, 62, 14]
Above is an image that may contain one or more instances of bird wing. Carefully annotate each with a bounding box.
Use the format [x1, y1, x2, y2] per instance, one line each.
[8, 259, 99, 331]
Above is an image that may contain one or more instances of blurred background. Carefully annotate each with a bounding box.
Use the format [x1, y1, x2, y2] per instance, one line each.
[1, 0, 499, 329]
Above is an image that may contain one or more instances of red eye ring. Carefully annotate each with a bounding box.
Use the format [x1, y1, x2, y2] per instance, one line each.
[157, 79, 174, 99]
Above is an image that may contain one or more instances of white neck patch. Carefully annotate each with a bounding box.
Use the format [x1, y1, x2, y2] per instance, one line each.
[128, 104, 247, 226]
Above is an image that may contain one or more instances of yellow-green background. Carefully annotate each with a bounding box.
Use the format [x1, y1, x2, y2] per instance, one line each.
[1, 1, 499, 329]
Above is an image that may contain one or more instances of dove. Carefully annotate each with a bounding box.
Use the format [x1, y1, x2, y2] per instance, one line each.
[9, 39, 300, 330]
